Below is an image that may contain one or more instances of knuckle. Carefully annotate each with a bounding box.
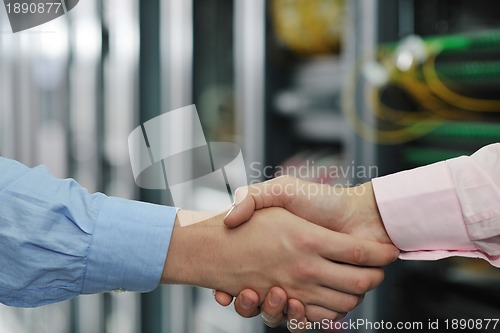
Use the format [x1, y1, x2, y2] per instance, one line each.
[351, 245, 368, 265]
[293, 233, 317, 252]
[353, 277, 371, 294]
[292, 261, 315, 281]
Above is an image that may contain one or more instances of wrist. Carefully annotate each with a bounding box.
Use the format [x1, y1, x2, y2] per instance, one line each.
[347, 182, 393, 245]
[161, 211, 226, 288]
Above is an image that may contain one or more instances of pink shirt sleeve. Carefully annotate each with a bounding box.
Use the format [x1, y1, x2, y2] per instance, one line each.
[372, 143, 500, 267]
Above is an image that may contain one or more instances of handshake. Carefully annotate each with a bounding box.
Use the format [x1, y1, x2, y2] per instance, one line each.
[162, 175, 399, 331]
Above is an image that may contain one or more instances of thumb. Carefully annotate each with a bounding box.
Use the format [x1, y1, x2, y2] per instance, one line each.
[224, 186, 256, 228]
[224, 176, 298, 228]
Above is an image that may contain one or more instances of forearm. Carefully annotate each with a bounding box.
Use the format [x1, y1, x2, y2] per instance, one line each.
[162, 211, 228, 290]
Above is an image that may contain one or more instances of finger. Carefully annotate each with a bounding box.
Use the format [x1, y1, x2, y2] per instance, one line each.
[224, 176, 295, 228]
[214, 290, 233, 307]
[224, 186, 257, 228]
[304, 304, 345, 323]
[314, 261, 385, 295]
[233, 289, 261, 318]
[286, 299, 307, 333]
[304, 285, 365, 313]
[260, 287, 287, 328]
[316, 231, 399, 267]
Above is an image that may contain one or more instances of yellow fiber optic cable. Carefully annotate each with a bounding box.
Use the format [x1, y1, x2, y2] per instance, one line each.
[422, 54, 500, 112]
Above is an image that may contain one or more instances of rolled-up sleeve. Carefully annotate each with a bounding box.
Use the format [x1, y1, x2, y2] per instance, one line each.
[372, 143, 500, 267]
[0, 157, 177, 307]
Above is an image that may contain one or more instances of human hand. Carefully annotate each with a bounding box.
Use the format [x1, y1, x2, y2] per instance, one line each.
[162, 207, 397, 316]
[214, 176, 397, 328]
[225, 175, 392, 244]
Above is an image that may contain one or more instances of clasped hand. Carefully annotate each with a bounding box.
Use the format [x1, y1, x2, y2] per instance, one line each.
[212, 176, 398, 330]
[162, 176, 398, 332]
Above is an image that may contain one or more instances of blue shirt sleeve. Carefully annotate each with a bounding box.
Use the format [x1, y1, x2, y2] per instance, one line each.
[0, 157, 177, 307]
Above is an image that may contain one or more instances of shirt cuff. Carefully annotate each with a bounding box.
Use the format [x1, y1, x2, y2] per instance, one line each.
[82, 196, 177, 294]
[372, 161, 477, 255]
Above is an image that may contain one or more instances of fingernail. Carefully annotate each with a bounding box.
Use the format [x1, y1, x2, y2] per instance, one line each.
[224, 205, 235, 219]
[269, 290, 280, 307]
[240, 294, 254, 309]
[233, 187, 248, 206]
[212, 289, 216, 297]
[261, 312, 276, 327]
